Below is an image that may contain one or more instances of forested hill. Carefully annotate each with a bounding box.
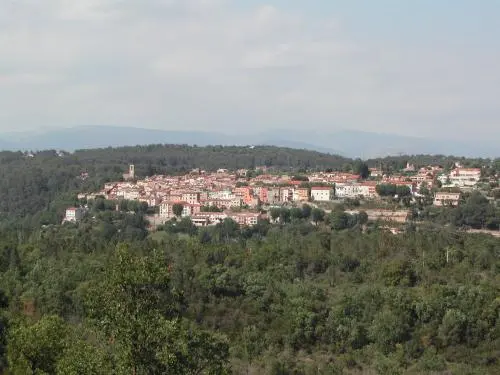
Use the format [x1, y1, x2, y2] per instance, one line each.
[0, 144, 350, 219]
[0, 143, 498, 222]
[71, 144, 352, 172]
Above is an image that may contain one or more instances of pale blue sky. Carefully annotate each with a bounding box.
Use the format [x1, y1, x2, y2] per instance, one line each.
[0, 0, 498, 140]
[237, 1, 498, 43]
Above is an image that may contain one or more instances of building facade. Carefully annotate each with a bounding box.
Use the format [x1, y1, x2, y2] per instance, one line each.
[64, 207, 85, 222]
[311, 187, 334, 201]
[434, 192, 461, 206]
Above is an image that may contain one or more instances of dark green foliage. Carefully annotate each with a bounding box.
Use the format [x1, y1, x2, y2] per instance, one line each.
[420, 191, 500, 229]
[353, 160, 370, 179]
[311, 208, 325, 223]
[201, 205, 224, 212]
[173, 203, 184, 217]
[365, 154, 498, 173]
[1, 208, 500, 374]
[376, 184, 412, 197]
[0, 146, 499, 374]
[0, 290, 7, 372]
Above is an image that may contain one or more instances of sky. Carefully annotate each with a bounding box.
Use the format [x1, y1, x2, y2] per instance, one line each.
[0, 0, 499, 140]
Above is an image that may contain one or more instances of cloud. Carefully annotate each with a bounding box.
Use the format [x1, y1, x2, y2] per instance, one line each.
[0, 0, 498, 140]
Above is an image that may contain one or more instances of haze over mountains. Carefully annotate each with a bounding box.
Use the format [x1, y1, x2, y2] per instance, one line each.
[0, 126, 497, 159]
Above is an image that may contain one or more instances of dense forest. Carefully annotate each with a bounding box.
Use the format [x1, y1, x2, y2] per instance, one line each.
[1, 203, 499, 374]
[0, 144, 499, 374]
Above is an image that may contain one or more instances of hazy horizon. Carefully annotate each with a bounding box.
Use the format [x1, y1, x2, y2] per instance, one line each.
[1, 1, 499, 142]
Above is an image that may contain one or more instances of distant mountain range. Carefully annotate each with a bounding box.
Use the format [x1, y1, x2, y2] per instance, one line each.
[0, 126, 497, 159]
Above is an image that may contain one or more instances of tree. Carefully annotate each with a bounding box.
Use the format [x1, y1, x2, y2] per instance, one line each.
[301, 204, 312, 219]
[342, 163, 352, 172]
[452, 191, 497, 229]
[493, 189, 500, 200]
[279, 208, 291, 224]
[86, 245, 230, 374]
[368, 309, 410, 353]
[0, 290, 7, 372]
[216, 218, 239, 242]
[176, 217, 198, 236]
[199, 229, 212, 244]
[201, 205, 223, 213]
[241, 325, 264, 369]
[269, 208, 281, 222]
[438, 309, 467, 346]
[292, 175, 309, 182]
[173, 203, 184, 217]
[7, 315, 69, 375]
[382, 259, 417, 287]
[290, 207, 303, 220]
[55, 334, 112, 375]
[353, 161, 370, 179]
[376, 184, 411, 198]
[330, 211, 349, 230]
[358, 211, 369, 225]
[311, 208, 325, 224]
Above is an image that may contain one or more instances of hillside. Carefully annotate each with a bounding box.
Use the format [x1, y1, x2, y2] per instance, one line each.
[0, 144, 499, 374]
[0, 145, 350, 220]
[1, 144, 498, 223]
[1, 190, 499, 374]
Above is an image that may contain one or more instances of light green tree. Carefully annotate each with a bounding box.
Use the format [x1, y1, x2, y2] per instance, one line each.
[86, 244, 230, 374]
[7, 315, 68, 375]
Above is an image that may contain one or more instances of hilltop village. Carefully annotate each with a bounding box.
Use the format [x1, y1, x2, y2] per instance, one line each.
[71, 161, 498, 230]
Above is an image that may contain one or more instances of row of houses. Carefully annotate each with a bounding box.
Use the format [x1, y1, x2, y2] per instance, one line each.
[80, 169, 469, 211]
[74, 164, 487, 226]
[438, 168, 482, 187]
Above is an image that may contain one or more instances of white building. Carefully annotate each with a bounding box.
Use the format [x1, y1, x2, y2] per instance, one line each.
[64, 207, 85, 222]
[334, 183, 378, 199]
[229, 197, 243, 208]
[434, 192, 461, 207]
[123, 164, 135, 180]
[229, 212, 260, 226]
[209, 190, 234, 200]
[159, 203, 172, 218]
[449, 168, 481, 187]
[311, 187, 334, 201]
[123, 189, 140, 200]
[335, 183, 358, 198]
[440, 168, 481, 187]
[159, 202, 201, 218]
[181, 192, 200, 205]
[281, 188, 293, 203]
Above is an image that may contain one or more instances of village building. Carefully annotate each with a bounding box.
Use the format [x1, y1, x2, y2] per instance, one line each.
[123, 164, 135, 180]
[64, 207, 85, 223]
[293, 187, 310, 202]
[311, 186, 334, 201]
[434, 192, 461, 207]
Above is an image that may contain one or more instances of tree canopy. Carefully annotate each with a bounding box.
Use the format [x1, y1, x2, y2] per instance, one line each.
[0, 145, 499, 374]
